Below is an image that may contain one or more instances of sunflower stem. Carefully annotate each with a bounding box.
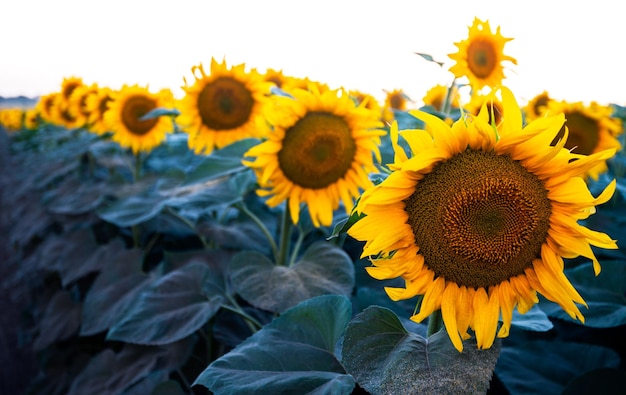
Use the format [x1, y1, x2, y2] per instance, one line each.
[442, 78, 457, 116]
[426, 310, 443, 337]
[277, 204, 293, 266]
[224, 295, 263, 333]
[288, 225, 306, 267]
[133, 151, 142, 182]
[131, 225, 140, 248]
[237, 202, 279, 262]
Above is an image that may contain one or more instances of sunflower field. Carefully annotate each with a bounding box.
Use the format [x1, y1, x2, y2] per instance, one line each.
[1, 17, 625, 395]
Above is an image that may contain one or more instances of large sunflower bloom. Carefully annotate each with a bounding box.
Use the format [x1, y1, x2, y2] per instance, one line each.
[36, 93, 59, 124]
[348, 86, 618, 352]
[178, 58, 272, 155]
[546, 100, 623, 180]
[244, 85, 385, 227]
[104, 85, 175, 154]
[448, 18, 517, 91]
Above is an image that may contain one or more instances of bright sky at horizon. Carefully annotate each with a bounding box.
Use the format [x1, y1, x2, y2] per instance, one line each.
[1, 0, 624, 107]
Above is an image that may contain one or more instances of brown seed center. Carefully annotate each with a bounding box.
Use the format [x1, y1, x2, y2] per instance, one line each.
[197, 77, 254, 130]
[404, 149, 552, 288]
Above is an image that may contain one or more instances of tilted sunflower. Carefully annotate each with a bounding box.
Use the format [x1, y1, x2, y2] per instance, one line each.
[465, 92, 504, 127]
[448, 18, 517, 91]
[523, 91, 552, 122]
[422, 84, 460, 112]
[243, 85, 385, 227]
[86, 86, 114, 135]
[349, 90, 383, 119]
[178, 58, 272, 155]
[104, 85, 175, 154]
[36, 92, 59, 124]
[348, 86, 618, 352]
[382, 88, 411, 123]
[546, 100, 623, 180]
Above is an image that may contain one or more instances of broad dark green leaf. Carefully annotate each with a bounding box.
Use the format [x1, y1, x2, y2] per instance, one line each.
[194, 295, 354, 395]
[495, 340, 621, 395]
[33, 290, 82, 351]
[107, 262, 225, 345]
[230, 241, 355, 312]
[97, 194, 166, 227]
[510, 304, 553, 332]
[67, 345, 163, 395]
[151, 380, 187, 395]
[42, 178, 107, 215]
[54, 228, 103, 287]
[121, 371, 169, 395]
[342, 306, 500, 395]
[80, 247, 150, 336]
[540, 260, 626, 327]
[183, 138, 260, 185]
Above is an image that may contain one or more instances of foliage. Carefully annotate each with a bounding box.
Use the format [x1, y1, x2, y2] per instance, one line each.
[1, 99, 625, 395]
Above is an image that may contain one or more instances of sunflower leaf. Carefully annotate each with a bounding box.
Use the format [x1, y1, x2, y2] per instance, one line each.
[328, 210, 365, 240]
[106, 261, 226, 345]
[230, 241, 354, 313]
[539, 260, 626, 328]
[138, 107, 180, 121]
[341, 306, 500, 395]
[415, 52, 445, 67]
[182, 138, 260, 185]
[193, 294, 355, 395]
[97, 194, 166, 228]
[495, 340, 621, 395]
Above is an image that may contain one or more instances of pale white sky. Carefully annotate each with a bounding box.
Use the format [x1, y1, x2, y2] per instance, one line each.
[1, 0, 624, 106]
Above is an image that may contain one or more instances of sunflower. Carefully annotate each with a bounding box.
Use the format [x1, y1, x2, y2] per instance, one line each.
[422, 84, 460, 112]
[546, 100, 622, 180]
[382, 88, 411, 123]
[68, 83, 99, 128]
[348, 86, 617, 352]
[448, 18, 517, 91]
[104, 85, 175, 154]
[349, 90, 383, 119]
[243, 85, 385, 227]
[465, 92, 504, 127]
[523, 91, 552, 122]
[23, 108, 40, 130]
[86, 86, 114, 135]
[0, 108, 23, 132]
[178, 58, 272, 155]
[36, 92, 59, 124]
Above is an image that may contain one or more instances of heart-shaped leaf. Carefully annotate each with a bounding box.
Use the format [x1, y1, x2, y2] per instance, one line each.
[107, 261, 226, 345]
[341, 306, 501, 395]
[230, 241, 354, 312]
[97, 194, 166, 228]
[67, 345, 163, 395]
[193, 294, 354, 395]
[34, 290, 82, 351]
[80, 247, 150, 336]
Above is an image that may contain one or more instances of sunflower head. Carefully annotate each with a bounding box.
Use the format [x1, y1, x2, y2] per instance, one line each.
[382, 89, 411, 122]
[448, 18, 517, 91]
[178, 58, 273, 155]
[523, 91, 552, 122]
[86, 86, 114, 135]
[547, 100, 622, 180]
[349, 90, 383, 118]
[60, 76, 84, 100]
[422, 84, 460, 112]
[243, 85, 385, 227]
[348, 86, 617, 352]
[465, 92, 504, 128]
[104, 84, 175, 154]
[36, 93, 59, 124]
